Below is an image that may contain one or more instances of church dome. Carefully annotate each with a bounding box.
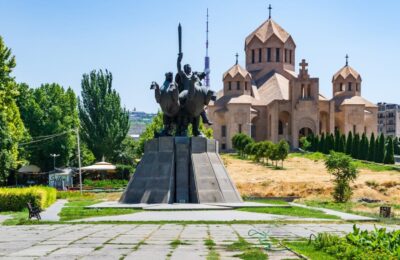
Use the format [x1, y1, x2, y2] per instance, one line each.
[245, 19, 293, 46]
[223, 64, 252, 80]
[332, 65, 361, 81]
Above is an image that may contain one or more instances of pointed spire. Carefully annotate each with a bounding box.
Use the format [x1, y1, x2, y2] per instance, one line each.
[235, 53, 239, 65]
[345, 54, 349, 66]
[268, 4, 272, 19]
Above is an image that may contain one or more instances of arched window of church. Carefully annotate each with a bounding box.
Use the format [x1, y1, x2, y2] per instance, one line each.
[278, 120, 283, 135]
[356, 83, 359, 91]
[238, 124, 242, 133]
[251, 49, 255, 64]
[267, 48, 271, 62]
[307, 84, 311, 98]
[245, 82, 248, 90]
[276, 48, 280, 62]
[289, 50, 292, 64]
[301, 84, 305, 98]
[339, 83, 343, 91]
[348, 82, 352, 91]
[236, 81, 240, 90]
[228, 82, 232, 90]
[258, 49, 262, 63]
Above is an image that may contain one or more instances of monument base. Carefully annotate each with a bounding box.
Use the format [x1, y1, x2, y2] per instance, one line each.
[119, 137, 242, 204]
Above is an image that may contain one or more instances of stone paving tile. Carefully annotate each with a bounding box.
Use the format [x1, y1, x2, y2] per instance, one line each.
[9, 245, 61, 257]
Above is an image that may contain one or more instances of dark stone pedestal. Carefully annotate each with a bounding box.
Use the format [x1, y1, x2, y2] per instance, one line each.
[119, 137, 242, 204]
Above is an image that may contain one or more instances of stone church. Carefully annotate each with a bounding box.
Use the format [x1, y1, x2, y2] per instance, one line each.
[207, 13, 378, 150]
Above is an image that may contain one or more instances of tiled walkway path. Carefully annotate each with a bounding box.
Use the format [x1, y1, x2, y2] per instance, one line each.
[0, 223, 397, 259]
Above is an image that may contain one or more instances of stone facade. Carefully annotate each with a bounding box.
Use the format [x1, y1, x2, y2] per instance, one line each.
[207, 17, 377, 150]
[378, 103, 400, 138]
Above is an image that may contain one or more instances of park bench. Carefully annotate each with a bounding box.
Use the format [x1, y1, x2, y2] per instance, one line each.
[27, 202, 41, 220]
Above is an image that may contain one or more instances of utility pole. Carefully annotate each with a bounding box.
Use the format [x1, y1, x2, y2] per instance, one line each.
[50, 153, 60, 170]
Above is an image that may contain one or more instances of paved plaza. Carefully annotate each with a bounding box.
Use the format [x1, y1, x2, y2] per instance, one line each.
[0, 223, 398, 259]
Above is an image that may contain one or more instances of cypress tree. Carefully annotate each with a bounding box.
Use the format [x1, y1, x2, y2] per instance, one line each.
[328, 133, 335, 153]
[319, 133, 325, 153]
[334, 130, 341, 151]
[346, 131, 353, 155]
[368, 132, 375, 162]
[359, 133, 369, 160]
[352, 133, 360, 159]
[338, 134, 346, 152]
[375, 133, 385, 163]
[384, 137, 395, 164]
[394, 137, 399, 155]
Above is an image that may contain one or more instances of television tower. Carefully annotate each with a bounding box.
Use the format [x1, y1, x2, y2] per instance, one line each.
[204, 8, 210, 87]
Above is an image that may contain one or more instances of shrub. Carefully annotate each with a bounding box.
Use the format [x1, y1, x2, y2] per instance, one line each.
[0, 186, 57, 211]
[116, 164, 135, 180]
[325, 152, 358, 203]
[83, 179, 128, 189]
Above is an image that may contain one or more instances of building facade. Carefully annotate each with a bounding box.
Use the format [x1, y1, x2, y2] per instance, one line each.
[378, 103, 400, 138]
[207, 15, 378, 150]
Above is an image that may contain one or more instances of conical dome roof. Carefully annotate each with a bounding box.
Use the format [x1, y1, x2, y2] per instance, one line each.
[332, 65, 361, 81]
[245, 18, 292, 46]
[223, 64, 251, 80]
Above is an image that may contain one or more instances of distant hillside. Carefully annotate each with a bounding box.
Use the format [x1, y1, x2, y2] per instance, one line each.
[128, 111, 157, 138]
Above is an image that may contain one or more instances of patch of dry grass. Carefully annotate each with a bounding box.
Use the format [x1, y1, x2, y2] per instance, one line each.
[223, 154, 400, 204]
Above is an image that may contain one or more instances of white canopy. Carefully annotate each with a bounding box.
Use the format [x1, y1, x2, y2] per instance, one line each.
[81, 161, 116, 172]
[18, 165, 41, 174]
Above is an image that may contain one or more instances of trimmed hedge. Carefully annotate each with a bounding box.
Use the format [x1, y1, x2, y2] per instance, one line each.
[0, 186, 57, 211]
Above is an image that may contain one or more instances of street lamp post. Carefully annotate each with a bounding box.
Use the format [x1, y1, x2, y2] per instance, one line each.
[50, 153, 60, 170]
[72, 128, 83, 194]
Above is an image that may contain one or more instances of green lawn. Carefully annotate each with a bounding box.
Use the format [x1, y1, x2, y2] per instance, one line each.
[284, 241, 336, 260]
[238, 206, 340, 219]
[245, 199, 289, 205]
[59, 200, 140, 221]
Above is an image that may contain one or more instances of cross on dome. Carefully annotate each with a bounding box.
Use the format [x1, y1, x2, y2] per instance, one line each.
[235, 53, 239, 65]
[345, 54, 349, 66]
[268, 4, 272, 19]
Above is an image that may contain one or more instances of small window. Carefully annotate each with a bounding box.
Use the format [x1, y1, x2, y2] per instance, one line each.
[221, 125, 226, 137]
[251, 125, 256, 138]
[284, 49, 288, 63]
[221, 143, 226, 150]
[356, 83, 359, 91]
[276, 48, 280, 62]
[353, 125, 356, 133]
[245, 82, 248, 90]
[228, 82, 232, 90]
[267, 48, 271, 62]
[258, 48, 262, 63]
[236, 81, 240, 90]
[348, 82, 352, 91]
[339, 83, 343, 91]
[251, 49, 255, 64]
[289, 50, 292, 64]
[238, 124, 242, 133]
[307, 84, 311, 98]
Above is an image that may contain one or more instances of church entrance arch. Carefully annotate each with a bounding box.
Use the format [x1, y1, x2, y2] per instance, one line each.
[299, 127, 313, 138]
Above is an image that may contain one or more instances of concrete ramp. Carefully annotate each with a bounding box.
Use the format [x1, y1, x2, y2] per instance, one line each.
[120, 137, 242, 204]
[119, 137, 175, 204]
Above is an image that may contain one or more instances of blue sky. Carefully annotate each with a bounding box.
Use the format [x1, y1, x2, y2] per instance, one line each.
[1, 0, 399, 112]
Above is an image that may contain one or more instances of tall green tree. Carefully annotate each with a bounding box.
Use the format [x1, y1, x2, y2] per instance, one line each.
[394, 137, 399, 155]
[359, 133, 369, 160]
[0, 36, 26, 185]
[368, 132, 375, 162]
[345, 131, 353, 155]
[384, 137, 395, 164]
[79, 70, 130, 161]
[334, 130, 341, 151]
[375, 133, 385, 163]
[319, 133, 325, 153]
[352, 133, 360, 159]
[276, 139, 290, 167]
[338, 134, 346, 153]
[16, 83, 79, 171]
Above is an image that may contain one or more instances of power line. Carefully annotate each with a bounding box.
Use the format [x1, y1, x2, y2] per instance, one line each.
[18, 131, 70, 146]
